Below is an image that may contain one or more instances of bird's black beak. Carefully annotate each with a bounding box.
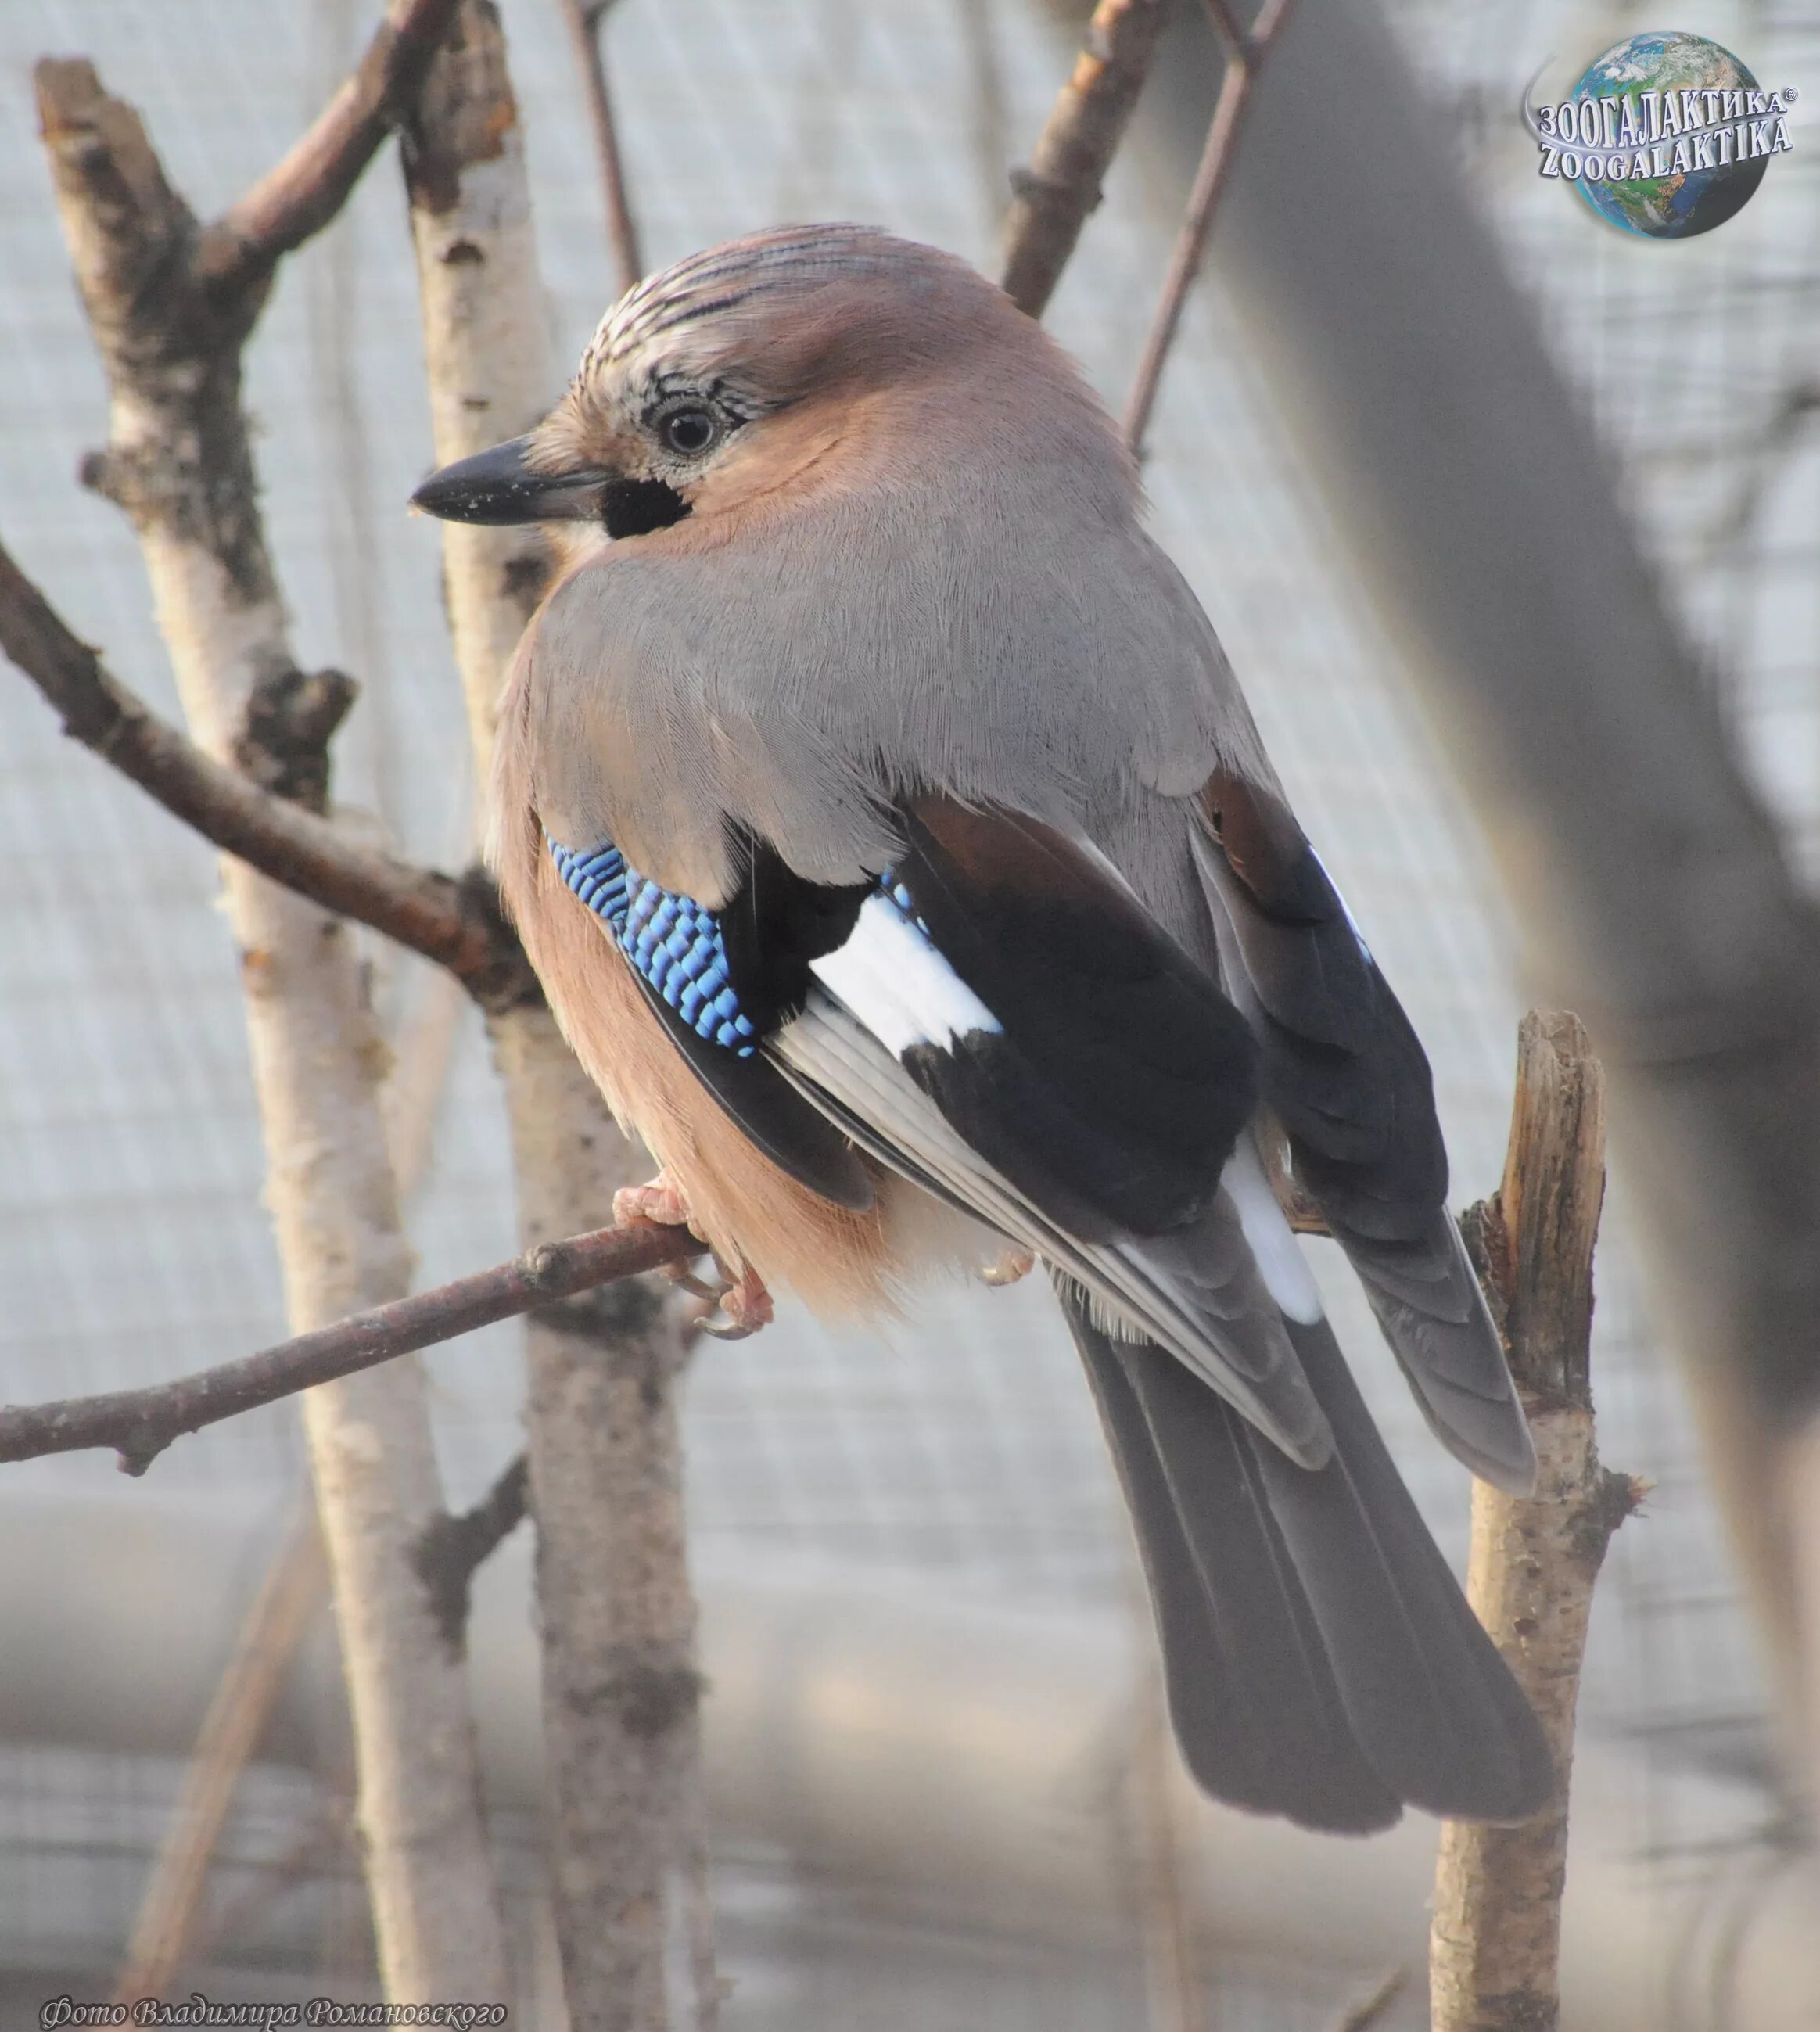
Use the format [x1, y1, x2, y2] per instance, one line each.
[411, 433, 612, 526]
[411, 433, 692, 538]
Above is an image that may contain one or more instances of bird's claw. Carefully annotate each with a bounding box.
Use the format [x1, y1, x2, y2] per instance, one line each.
[615, 1172, 773, 1340]
[981, 1246, 1037, 1287]
[682, 1258, 774, 1341]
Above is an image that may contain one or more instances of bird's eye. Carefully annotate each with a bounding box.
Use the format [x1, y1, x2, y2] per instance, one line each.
[655, 403, 722, 458]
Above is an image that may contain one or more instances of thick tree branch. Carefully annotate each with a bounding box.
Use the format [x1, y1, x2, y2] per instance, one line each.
[0, 536, 537, 1012]
[1000, 0, 1170, 319]
[1122, 0, 1291, 454]
[0, 1222, 694, 1477]
[1430, 1012, 1640, 2032]
[37, 26, 515, 1995]
[192, 0, 465, 303]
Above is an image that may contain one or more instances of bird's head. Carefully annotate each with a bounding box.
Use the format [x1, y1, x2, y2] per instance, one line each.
[411, 222, 1097, 543]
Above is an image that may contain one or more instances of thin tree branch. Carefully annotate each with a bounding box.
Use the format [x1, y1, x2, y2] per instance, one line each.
[557, 0, 644, 294]
[1000, 0, 1170, 319]
[1429, 1012, 1641, 2031]
[193, 0, 465, 301]
[114, 1511, 327, 2002]
[1329, 1968, 1406, 2032]
[0, 536, 537, 1014]
[1122, 0, 1292, 455]
[0, 1222, 695, 1476]
[412, 1451, 531, 1653]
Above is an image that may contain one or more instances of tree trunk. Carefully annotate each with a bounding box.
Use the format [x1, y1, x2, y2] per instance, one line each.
[36, 57, 508, 1999]
[403, 10, 709, 2025]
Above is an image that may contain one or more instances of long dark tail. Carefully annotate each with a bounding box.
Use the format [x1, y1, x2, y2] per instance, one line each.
[1058, 1284, 1553, 1833]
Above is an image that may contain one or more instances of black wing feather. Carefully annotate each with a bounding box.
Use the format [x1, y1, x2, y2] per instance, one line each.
[630, 977, 877, 1210]
[622, 830, 877, 1211]
[890, 799, 1259, 1238]
[1194, 774, 1535, 1492]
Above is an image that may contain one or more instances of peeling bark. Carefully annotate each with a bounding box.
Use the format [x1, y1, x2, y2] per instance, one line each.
[1429, 1014, 1639, 2032]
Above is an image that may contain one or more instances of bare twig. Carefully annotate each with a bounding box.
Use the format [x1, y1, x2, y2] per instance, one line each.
[1429, 1012, 1641, 2032]
[1330, 1967, 1407, 2032]
[1000, 0, 1170, 319]
[190, 1788, 357, 1972]
[0, 538, 534, 1013]
[1122, 0, 1293, 454]
[1133, 1660, 1200, 2032]
[114, 1513, 327, 2001]
[412, 1452, 531, 1652]
[194, 0, 465, 301]
[557, 0, 644, 293]
[0, 1222, 694, 1475]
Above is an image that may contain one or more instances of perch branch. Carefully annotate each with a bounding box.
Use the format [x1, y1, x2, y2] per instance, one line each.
[556, 0, 644, 293]
[1429, 1011, 1641, 2032]
[0, 538, 534, 1012]
[1000, 0, 1170, 319]
[0, 1222, 695, 1476]
[194, 0, 465, 300]
[1122, 0, 1292, 454]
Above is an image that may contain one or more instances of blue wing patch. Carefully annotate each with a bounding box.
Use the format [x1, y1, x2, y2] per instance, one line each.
[550, 835, 758, 1055]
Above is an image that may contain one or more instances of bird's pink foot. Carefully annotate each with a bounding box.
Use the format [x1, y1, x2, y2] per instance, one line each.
[702, 1263, 774, 1338]
[613, 1171, 698, 1235]
[614, 1170, 772, 1339]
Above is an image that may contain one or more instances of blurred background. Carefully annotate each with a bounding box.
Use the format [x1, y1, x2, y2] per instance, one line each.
[1, 0, 1816, 2024]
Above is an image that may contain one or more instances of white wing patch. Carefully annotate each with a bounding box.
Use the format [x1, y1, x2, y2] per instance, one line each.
[770, 993, 1333, 1470]
[810, 894, 1001, 1056]
[1222, 1139, 1324, 1325]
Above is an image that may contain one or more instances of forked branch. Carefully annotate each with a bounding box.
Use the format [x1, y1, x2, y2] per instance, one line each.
[0, 537, 536, 1012]
[195, 0, 466, 302]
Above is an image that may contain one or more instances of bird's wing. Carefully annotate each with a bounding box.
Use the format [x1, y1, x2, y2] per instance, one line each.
[1191, 767, 1535, 1493]
[544, 836, 876, 1210]
[547, 792, 1333, 1467]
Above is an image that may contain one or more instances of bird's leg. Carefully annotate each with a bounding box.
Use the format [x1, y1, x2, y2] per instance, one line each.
[612, 1169, 774, 1339]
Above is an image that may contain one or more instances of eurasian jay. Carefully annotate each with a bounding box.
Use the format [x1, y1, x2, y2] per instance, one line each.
[413, 224, 1553, 1833]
